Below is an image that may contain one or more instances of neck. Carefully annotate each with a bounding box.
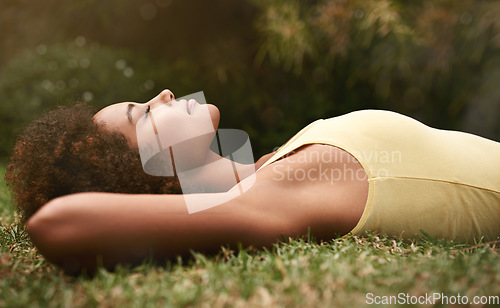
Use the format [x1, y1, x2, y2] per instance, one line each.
[176, 150, 257, 193]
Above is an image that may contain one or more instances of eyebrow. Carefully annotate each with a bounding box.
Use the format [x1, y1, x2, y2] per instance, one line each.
[126, 104, 134, 124]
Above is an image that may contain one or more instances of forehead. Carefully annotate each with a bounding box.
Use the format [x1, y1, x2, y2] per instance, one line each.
[93, 102, 130, 123]
[92, 102, 138, 148]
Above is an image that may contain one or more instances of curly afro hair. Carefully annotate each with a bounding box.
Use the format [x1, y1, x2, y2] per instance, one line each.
[5, 103, 182, 223]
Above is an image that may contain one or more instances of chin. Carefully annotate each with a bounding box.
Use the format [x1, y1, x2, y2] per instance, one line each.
[207, 104, 220, 130]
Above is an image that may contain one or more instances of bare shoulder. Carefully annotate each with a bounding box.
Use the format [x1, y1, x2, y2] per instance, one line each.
[250, 144, 369, 239]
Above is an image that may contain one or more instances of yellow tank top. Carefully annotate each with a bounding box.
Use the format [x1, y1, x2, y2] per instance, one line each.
[258, 110, 500, 242]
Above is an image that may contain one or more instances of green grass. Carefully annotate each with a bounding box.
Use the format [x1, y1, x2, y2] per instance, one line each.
[1, 166, 499, 307]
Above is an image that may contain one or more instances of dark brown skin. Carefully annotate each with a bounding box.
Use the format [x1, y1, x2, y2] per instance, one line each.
[8, 90, 369, 275]
[27, 144, 368, 275]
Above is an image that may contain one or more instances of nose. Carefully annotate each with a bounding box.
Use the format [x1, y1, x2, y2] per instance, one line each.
[147, 89, 175, 109]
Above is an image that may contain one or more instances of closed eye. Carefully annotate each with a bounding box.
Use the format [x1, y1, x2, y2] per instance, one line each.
[127, 104, 134, 124]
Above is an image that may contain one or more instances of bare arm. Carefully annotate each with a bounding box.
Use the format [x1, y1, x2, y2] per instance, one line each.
[26, 145, 367, 274]
[26, 180, 295, 274]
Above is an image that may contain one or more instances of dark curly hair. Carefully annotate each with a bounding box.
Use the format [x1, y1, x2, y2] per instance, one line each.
[5, 103, 182, 223]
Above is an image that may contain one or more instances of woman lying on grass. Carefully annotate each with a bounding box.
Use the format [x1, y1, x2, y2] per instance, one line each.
[6, 89, 500, 274]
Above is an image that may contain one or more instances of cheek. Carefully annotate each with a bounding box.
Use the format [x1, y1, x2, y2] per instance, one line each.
[136, 106, 217, 171]
[151, 105, 216, 148]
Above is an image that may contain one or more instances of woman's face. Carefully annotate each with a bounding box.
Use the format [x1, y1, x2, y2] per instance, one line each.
[94, 89, 220, 171]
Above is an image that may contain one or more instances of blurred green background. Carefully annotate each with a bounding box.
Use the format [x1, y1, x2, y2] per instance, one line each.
[1, 0, 499, 162]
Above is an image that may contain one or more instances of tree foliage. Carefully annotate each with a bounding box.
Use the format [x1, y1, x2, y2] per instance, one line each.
[1, 0, 499, 159]
[253, 0, 500, 139]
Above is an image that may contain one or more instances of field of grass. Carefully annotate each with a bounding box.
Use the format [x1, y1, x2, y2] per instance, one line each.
[0, 165, 499, 307]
